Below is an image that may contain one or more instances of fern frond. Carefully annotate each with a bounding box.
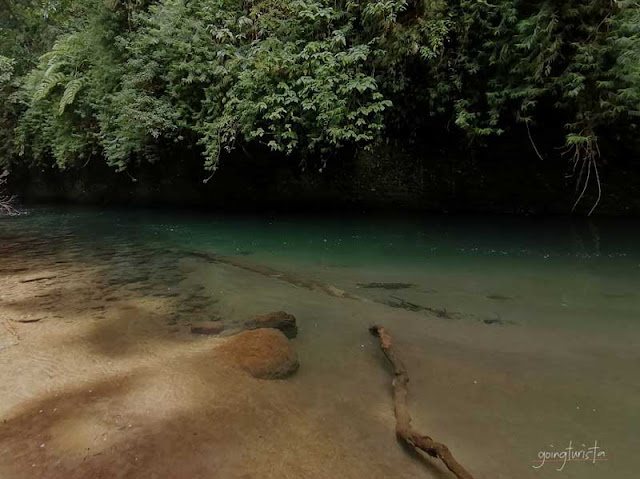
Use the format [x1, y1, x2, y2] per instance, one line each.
[59, 79, 84, 114]
[33, 72, 66, 101]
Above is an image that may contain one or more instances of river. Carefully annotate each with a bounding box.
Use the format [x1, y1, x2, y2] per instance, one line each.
[1, 207, 638, 479]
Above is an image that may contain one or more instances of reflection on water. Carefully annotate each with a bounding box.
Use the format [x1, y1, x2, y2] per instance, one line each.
[0, 207, 639, 479]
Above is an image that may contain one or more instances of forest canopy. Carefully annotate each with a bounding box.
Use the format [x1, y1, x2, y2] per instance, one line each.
[1, 0, 639, 208]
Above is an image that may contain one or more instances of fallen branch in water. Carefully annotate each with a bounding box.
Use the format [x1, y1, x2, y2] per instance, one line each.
[187, 250, 362, 300]
[19, 275, 57, 283]
[10, 317, 44, 324]
[382, 295, 459, 319]
[185, 251, 470, 319]
[369, 325, 475, 479]
[0, 200, 21, 216]
[0, 171, 23, 217]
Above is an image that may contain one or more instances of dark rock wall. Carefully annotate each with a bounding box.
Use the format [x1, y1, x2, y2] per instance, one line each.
[10, 138, 640, 216]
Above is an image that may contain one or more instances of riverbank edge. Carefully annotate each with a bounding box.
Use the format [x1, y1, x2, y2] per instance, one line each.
[7, 142, 640, 216]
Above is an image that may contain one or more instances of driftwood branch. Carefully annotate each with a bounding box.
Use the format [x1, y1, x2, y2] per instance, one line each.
[9, 317, 44, 323]
[19, 275, 57, 283]
[0, 171, 22, 217]
[0, 196, 21, 216]
[369, 325, 475, 479]
[187, 250, 362, 300]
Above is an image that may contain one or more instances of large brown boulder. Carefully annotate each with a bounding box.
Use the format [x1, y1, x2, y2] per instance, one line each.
[243, 311, 298, 338]
[217, 328, 299, 379]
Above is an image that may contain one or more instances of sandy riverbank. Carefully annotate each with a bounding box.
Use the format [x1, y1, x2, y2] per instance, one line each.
[1, 244, 638, 479]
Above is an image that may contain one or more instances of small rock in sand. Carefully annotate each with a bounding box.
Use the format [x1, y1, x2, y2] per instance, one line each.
[191, 321, 225, 335]
[217, 328, 299, 379]
[243, 311, 298, 338]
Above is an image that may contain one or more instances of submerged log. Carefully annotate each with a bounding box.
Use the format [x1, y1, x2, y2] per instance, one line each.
[357, 282, 414, 290]
[19, 275, 57, 283]
[9, 317, 44, 324]
[187, 250, 362, 300]
[369, 325, 475, 479]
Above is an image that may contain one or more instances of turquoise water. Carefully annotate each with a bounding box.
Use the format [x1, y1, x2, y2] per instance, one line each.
[1, 207, 639, 479]
[4, 207, 640, 278]
[3, 207, 639, 328]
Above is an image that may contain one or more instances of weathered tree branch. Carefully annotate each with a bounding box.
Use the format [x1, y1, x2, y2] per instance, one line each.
[0, 198, 21, 216]
[187, 250, 362, 300]
[369, 325, 475, 479]
[0, 171, 22, 217]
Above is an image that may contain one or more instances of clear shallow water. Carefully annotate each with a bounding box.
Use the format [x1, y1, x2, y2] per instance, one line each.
[1, 206, 639, 479]
[3, 207, 639, 328]
[5, 206, 640, 277]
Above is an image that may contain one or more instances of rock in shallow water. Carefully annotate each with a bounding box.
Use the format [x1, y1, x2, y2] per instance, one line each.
[191, 321, 225, 335]
[243, 311, 298, 338]
[217, 328, 299, 379]
[357, 282, 414, 290]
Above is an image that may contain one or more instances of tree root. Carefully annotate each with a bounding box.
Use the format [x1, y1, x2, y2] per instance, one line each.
[369, 325, 475, 479]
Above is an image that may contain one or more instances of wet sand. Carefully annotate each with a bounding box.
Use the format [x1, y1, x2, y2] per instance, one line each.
[1, 242, 639, 479]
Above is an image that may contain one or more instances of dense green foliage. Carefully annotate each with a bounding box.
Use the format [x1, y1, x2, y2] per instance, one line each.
[1, 0, 638, 207]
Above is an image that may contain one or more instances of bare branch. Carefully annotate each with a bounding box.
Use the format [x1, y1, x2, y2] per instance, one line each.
[526, 122, 545, 161]
[0, 171, 23, 217]
[369, 325, 475, 479]
[568, 132, 602, 216]
[588, 157, 602, 217]
[571, 152, 591, 213]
